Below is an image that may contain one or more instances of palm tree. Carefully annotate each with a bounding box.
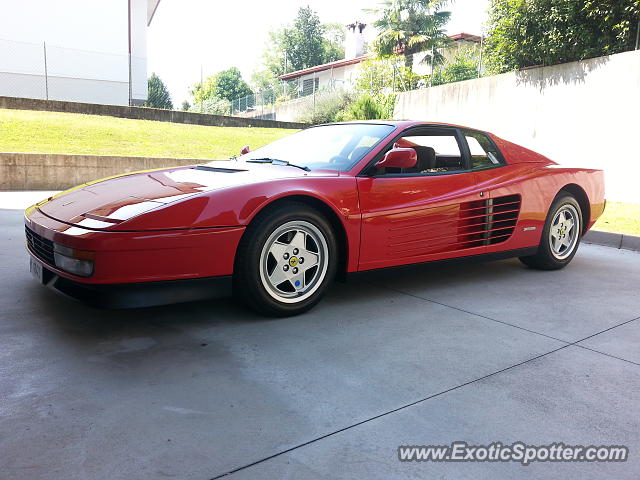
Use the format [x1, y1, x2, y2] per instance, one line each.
[368, 0, 452, 73]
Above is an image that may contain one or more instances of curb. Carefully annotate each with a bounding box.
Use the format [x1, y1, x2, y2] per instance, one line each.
[583, 230, 640, 252]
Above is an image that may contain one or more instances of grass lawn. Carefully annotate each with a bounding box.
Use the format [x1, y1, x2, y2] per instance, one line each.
[593, 201, 640, 236]
[0, 109, 295, 159]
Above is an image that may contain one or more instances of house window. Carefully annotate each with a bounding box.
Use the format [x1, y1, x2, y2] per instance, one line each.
[301, 77, 319, 96]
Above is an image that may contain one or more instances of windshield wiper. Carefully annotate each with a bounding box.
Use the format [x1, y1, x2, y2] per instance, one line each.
[245, 157, 310, 172]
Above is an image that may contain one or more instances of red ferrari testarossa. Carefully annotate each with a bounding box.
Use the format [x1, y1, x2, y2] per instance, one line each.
[25, 121, 605, 315]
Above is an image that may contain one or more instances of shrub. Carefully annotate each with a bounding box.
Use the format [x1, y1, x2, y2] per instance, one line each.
[337, 93, 396, 121]
[189, 97, 231, 116]
[295, 90, 354, 124]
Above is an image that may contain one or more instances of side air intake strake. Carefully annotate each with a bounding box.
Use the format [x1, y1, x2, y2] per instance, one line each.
[386, 194, 521, 257]
[458, 194, 522, 247]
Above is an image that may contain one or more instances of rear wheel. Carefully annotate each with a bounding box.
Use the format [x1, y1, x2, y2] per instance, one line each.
[519, 194, 582, 270]
[234, 202, 337, 316]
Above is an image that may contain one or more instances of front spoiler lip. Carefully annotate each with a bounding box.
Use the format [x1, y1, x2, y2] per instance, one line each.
[39, 264, 233, 309]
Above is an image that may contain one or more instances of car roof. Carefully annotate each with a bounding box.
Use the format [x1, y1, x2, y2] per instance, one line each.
[317, 120, 488, 133]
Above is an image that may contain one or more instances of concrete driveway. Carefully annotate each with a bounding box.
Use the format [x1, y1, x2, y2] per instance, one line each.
[1, 204, 639, 480]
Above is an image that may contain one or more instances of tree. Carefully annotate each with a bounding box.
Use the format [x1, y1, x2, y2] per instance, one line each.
[355, 57, 418, 93]
[190, 67, 252, 105]
[322, 23, 346, 63]
[283, 7, 327, 71]
[258, 7, 346, 80]
[145, 73, 173, 109]
[181, 100, 190, 111]
[251, 70, 280, 104]
[369, 0, 452, 72]
[355, 59, 396, 95]
[485, 0, 640, 73]
[429, 44, 480, 85]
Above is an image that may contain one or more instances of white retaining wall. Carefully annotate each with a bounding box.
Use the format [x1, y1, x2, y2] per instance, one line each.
[394, 49, 640, 203]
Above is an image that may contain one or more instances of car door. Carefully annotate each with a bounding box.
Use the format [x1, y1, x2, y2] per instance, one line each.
[356, 126, 489, 271]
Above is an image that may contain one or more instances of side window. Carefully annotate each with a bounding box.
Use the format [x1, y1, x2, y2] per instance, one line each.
[375, 128, 466, 175]
[464, 131, 505, 170]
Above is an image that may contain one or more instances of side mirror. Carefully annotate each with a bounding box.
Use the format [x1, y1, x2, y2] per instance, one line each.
[374, 148, 417, 169]
[240, 145, 250, 155]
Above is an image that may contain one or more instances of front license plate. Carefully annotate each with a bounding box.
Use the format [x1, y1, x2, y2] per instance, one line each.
[30, 258, 44, 283]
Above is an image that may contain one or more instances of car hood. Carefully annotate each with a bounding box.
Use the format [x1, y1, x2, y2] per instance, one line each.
[36, 161, 338, 230]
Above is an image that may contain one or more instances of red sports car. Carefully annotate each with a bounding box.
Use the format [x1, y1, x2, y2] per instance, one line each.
[25, 121, 605, 316]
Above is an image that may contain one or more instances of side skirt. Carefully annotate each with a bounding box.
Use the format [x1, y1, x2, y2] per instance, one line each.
[344, 247, 539, 281]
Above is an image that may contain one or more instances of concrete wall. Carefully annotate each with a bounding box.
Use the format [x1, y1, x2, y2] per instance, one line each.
[1, 152, 202, 191]
[0, 96, 306, 129]
[394, 49, 640, 203]
[267, 96, 316, 123]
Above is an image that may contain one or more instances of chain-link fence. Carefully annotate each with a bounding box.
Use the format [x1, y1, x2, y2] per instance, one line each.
[0, 38, 146, 105]
[230, 77, 349, 120]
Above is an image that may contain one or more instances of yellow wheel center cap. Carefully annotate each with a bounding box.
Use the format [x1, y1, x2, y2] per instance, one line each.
[289, 257, 299, 267]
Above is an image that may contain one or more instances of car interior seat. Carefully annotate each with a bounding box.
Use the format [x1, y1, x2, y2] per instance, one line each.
[402, 146, 436, 173]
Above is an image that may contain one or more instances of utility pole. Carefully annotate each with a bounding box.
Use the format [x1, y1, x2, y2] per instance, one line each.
[636, 17, 639, 50]
[127, 0, 132, 106]
[43, 42, 49, 100]
[478, 34, 484, 78]
[429, 45, 435, 87]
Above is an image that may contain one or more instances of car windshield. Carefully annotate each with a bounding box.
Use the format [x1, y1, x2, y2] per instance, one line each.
[234, 123, 395, 172]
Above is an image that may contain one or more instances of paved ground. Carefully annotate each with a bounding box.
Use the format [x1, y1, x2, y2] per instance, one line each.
[1, 203, 639, 480]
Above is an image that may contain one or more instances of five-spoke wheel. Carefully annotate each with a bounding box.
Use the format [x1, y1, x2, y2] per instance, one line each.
[549, 204, 579, 260]
[234, 202, 337, 316]
[259, 221, 329, 303]
[520, 193, 583, 270]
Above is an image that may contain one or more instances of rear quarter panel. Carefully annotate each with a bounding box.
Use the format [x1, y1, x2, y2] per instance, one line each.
[474, 164, 605, 254]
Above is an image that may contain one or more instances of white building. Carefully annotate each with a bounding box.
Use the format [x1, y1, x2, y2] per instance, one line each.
[278, 25, 481, 94]
[278, 22, 370, 95]
[0, 0, 161, 106]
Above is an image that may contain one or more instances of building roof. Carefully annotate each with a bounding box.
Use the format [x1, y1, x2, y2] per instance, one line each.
[278, 55, 371, 81]
[449, 32, 482, 43]
[277, 33, 481, 81]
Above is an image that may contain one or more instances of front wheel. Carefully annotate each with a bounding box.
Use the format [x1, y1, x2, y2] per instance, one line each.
[234, 202, 337, 316]
[519, 194, 582, 270]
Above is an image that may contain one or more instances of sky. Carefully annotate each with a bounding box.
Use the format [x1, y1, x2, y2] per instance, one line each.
[147, 0, 490, 105]
[0, 0, 489, 105]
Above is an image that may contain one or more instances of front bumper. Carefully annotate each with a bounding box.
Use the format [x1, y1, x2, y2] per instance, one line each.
[25, 207, 244, 307]
[25, 207, 245, 284]
[35, 263, 232, 308]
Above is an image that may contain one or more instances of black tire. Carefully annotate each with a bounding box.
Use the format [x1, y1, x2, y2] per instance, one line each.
[234, 202, 338, 316]
[519, 194, 583, 270]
